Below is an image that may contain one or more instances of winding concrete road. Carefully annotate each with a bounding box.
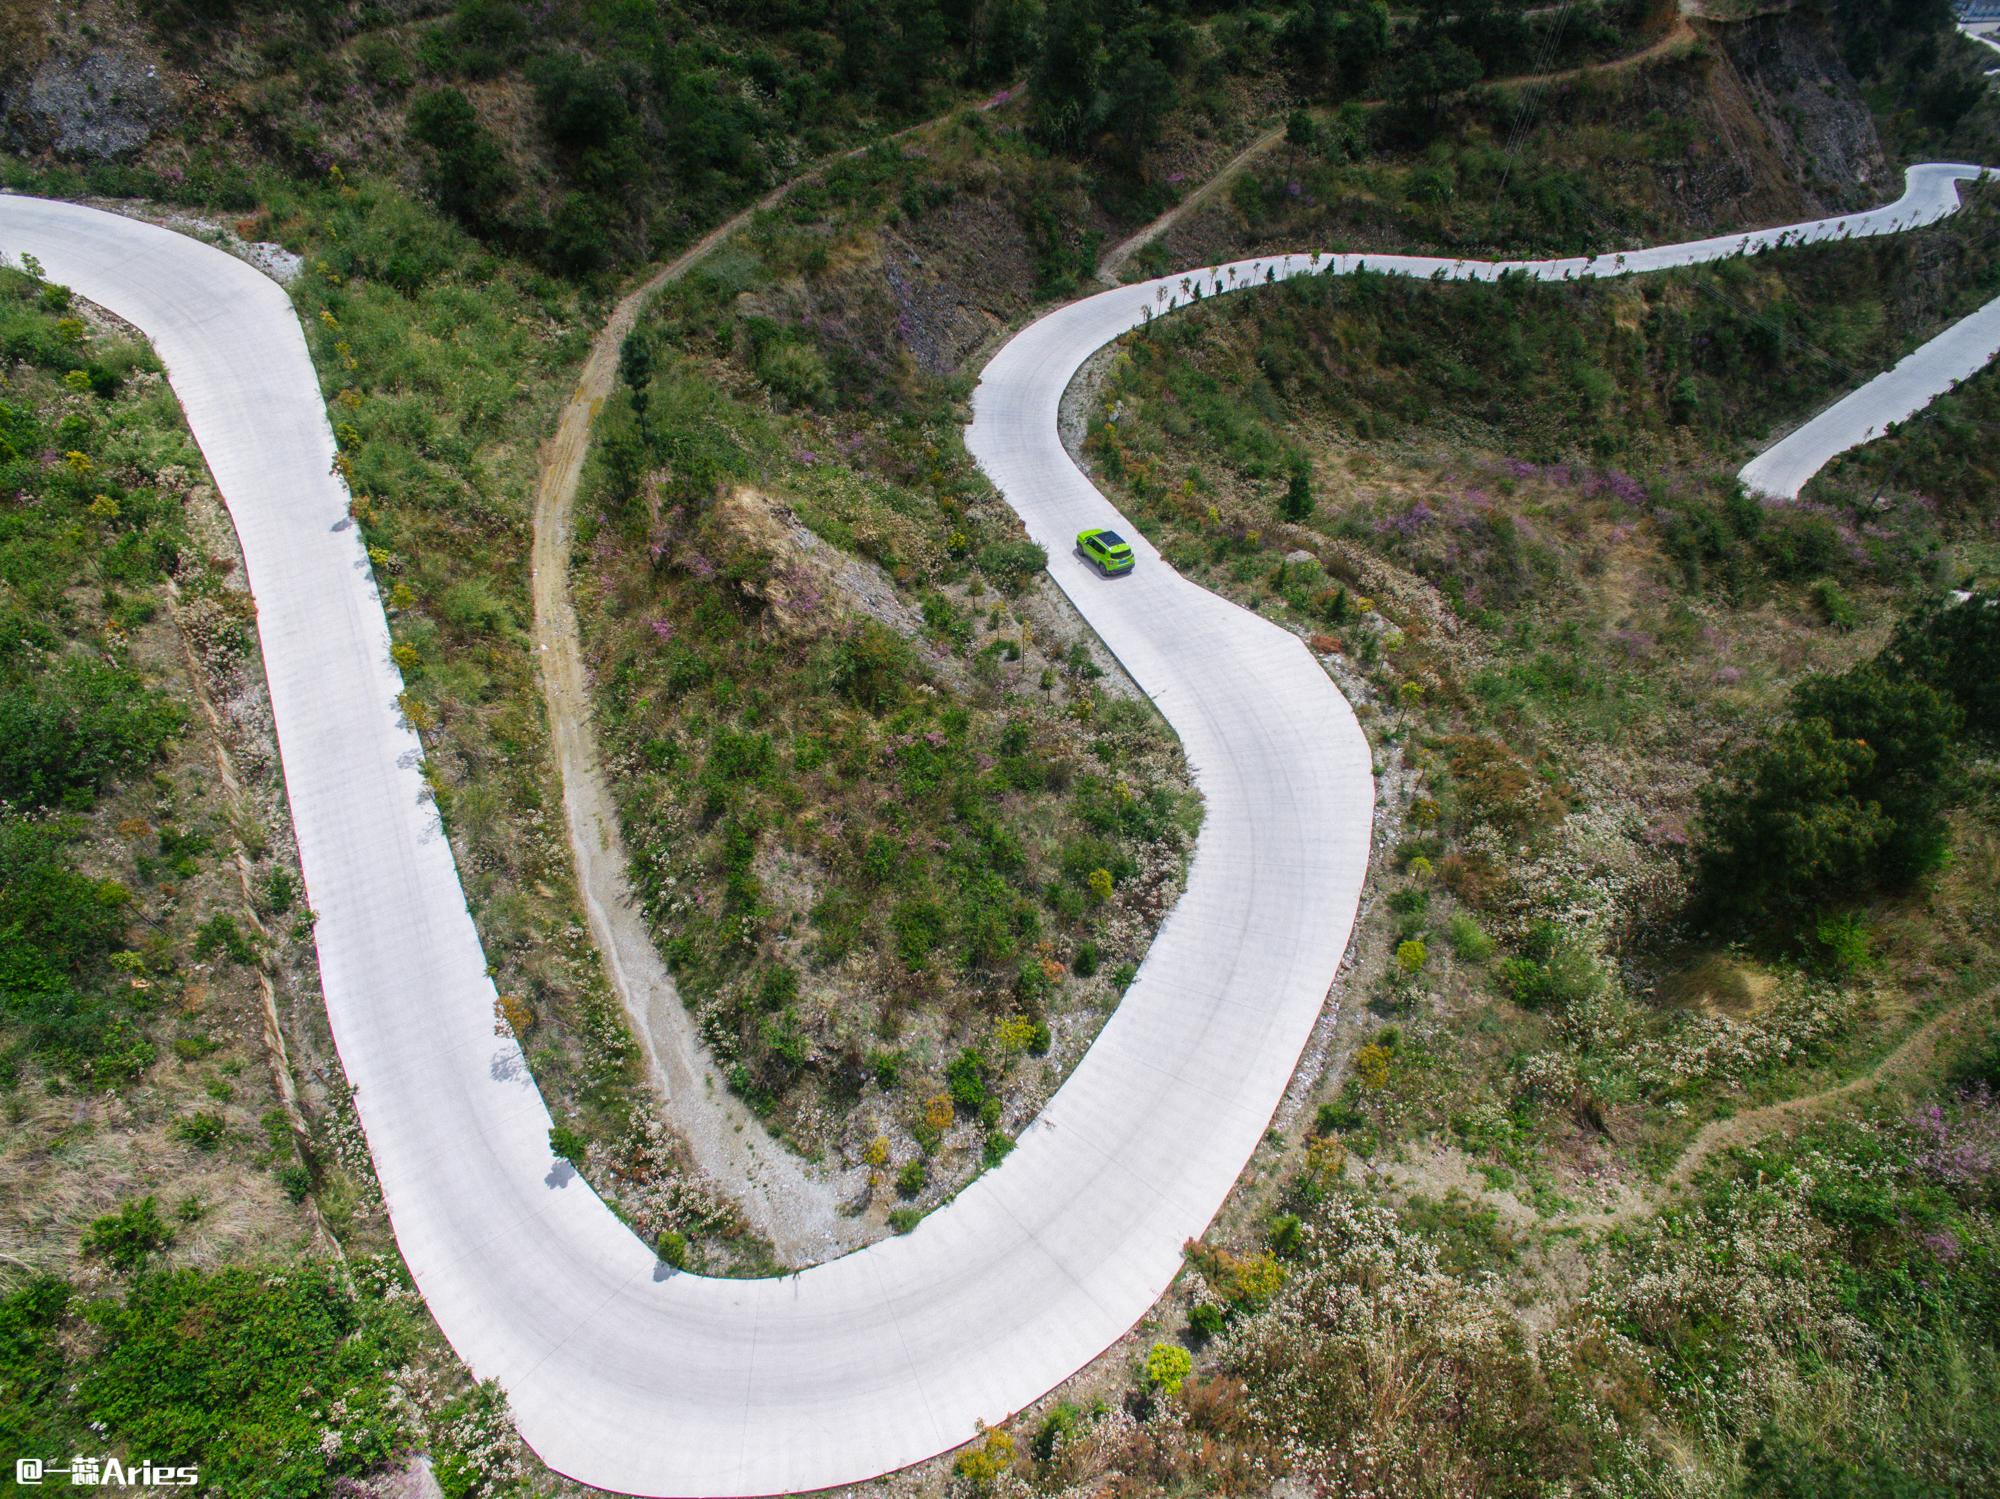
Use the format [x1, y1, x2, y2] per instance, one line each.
[1739, 289, 2000, 498]
[2, 161, 1994, 1497]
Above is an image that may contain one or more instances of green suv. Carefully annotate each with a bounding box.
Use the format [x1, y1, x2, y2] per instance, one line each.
[1076, 527, 1135, 576]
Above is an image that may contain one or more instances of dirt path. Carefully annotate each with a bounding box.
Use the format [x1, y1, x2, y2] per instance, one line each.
[531, 196, 861, 1266]
[1367, 995, 1987, 1234]
[530, 90, 1023, 1266]
[1095, 14, 1698, 286]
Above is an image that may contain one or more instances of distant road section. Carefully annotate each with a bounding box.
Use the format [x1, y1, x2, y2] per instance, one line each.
[1739, 291, 2000, 498]
[2, 162, 1995, 1498]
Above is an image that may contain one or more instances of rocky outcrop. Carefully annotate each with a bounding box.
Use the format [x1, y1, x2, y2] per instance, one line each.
[8, 46, 172, 160]
[1714, 12, 1891, 211]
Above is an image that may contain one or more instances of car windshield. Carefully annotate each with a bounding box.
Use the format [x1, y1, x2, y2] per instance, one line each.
[1098, 531, 1128, 549]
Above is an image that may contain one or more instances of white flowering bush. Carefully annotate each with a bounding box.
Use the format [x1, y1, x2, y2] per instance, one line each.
[1220, 1196, 1559, 1495]
[1600, 1175, 1870, 1425]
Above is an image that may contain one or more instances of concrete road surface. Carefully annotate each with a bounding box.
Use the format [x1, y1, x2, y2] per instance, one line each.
[1739, 291, 2000, 498]
[1, 161, 1992, 1497]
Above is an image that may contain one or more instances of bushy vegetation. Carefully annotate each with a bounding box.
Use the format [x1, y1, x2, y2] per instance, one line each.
[0, 1259, 417, 1494]
[580, 266, 1197, 1168]
[1102, 196, 2000, 501]
[1, 0, 1689, 295]
[1694, 599, 1997, 940]
[0, 267, 201, 1084]
[1171, 1041, 2000, 1495]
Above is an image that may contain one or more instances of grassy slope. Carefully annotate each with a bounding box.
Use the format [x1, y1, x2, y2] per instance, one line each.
[565, 1, 1711, 1206]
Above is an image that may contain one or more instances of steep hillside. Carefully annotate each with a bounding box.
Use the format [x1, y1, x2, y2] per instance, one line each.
[3, 0, 1995, 1493]
[987, 10, 2000, 1497]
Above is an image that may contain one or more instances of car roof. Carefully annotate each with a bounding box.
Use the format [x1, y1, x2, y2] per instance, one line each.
[1096, 530, 1127, 548]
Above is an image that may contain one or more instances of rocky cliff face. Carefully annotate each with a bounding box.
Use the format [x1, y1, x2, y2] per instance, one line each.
[1714, 12, 1892, 211]
[1598, 11, 1895, 235]
[0, 6, 177, 164]
[16, 47, 173, 158]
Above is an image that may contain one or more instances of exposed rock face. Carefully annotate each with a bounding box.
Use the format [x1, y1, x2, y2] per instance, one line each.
[1716, 13, 1890, 211]
[19, 47, 171, 159]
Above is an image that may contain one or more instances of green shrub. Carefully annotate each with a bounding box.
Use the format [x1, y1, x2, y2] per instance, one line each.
[1814, 912, 1873, 974]
[1188, 1301, 1227, 1339]
[1032, 1399, 1080, 1460]
[547, 1123, 588, 1164]
[754, 340, 830, 408]
[1144, 1340, 1193, 1395]
[982, 1131, 1015, 1167]
[193, 913, 256, 965]
[1810, 577, 1858, 630]
[1315, 1100, 1363, 1135]
[170, 1112, 227, 1152]
[867, 1048, 903, 1089]
[976, 539, 1048, 590]
[1499, 925, 1601, 1011]
[0, 658, 183, 810]
[1387, 887, 1430, 919]
[80, 1197, 175, 1272]
[0, 1277, 77, 1459]
[895, 1159, 926, 1198]
[406, 88, 516, 235]
[1280, 458, 1315, 520]
[75, 1263, 412, 1493]
[1445, 912, 1493, 961]
[260, 867, 299, 916]
[655, 1229, 688, 1268]
[827, 623, 917, 713]
[0, 815, 148, 1082]
[946, 1047, 989, 1110]
[888, 1207, 921, 1234]
[1268, 1212, 1303, 1256]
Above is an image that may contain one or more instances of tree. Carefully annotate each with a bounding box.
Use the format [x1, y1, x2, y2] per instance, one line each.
[1280, 458, 1315, 521]
[1384, 35, 1481, 139]
[405, 88, 515, 236]
[618, 329, 653, 405]
[1105, 43, 1177, 159]
[1031, 0, 1107, 151]
[1284, 0, 1390, 99]
[1884, 589, 1998, 744]
[1694, 718, 1893, 929]
[1695, 600, 1977, 939]
[1790, 667, 1959, 884]
[970, 0, 1040, 84]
